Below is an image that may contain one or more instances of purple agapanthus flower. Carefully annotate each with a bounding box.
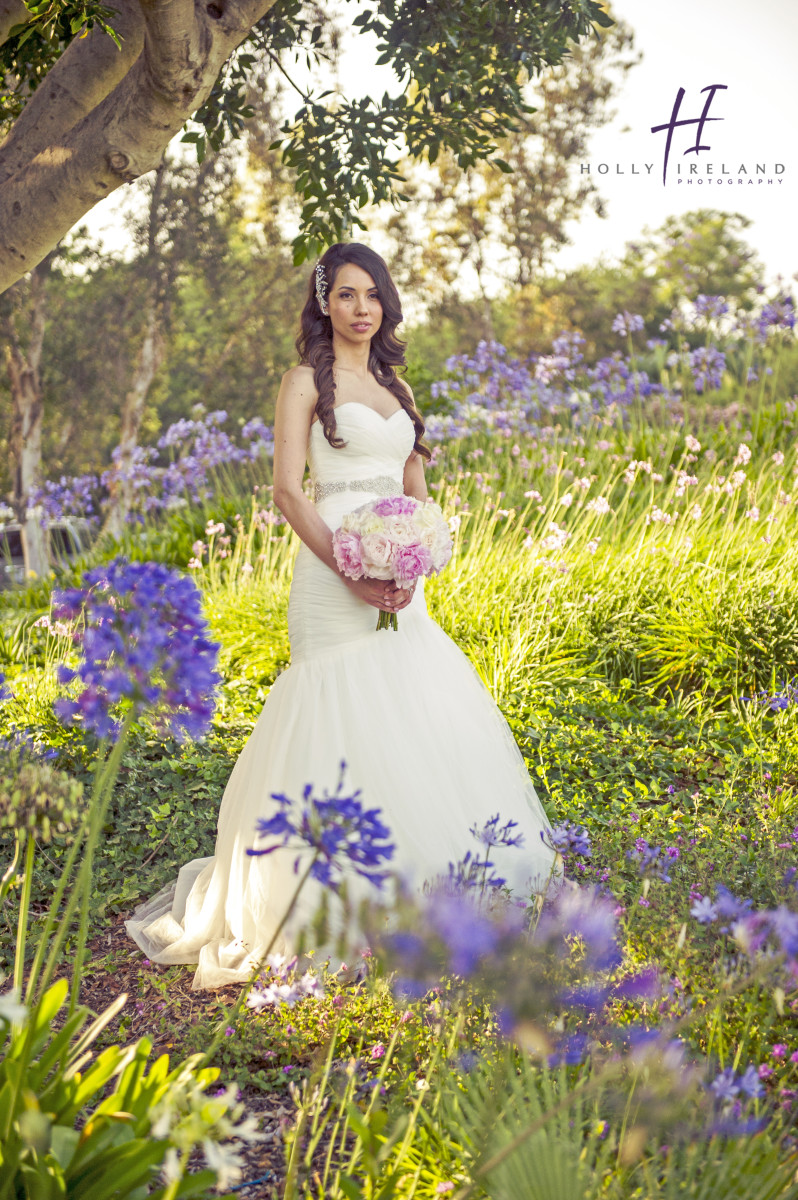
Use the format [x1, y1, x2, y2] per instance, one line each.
[445, 814, 525, 894]
[470, 813, 525, 850]
[421, 887, 526, 977]
[0, 672, 10, 703]
[689, 346, 726, 394]
[690, 896, 719, 924]
[611, 312, 645, 336]
[627, 838, 672, 883]
[247, 761, 395, 891]
[535, 885, 622, 972]
[52, 556, 222, 743]
[710, 1068, 740, 1102]
[548, 1032, 589, 1067]
[693, 294, 729, 321]
[739, 1065, 765, 1098]
[542, 820, 591, 859]
[756, 295, 796, 342]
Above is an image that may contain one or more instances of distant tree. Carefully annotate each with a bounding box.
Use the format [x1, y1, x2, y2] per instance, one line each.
[533, 209, 766, 358]
[381, 13, 637, 327]
[0, 255, 53, 576]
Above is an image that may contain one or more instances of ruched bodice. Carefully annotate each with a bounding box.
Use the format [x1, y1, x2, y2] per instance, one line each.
[308, 403, 414, 524]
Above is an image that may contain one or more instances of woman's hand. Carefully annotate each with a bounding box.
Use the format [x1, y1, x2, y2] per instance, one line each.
[344, 576, 416, 612]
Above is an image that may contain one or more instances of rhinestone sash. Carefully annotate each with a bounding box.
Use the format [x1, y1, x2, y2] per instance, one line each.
[313, 475, 403, 504]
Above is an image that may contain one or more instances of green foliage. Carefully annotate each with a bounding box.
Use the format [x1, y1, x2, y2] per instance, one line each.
[268, 0, 614, 260]
[533, 210, 766, 359]
[0, 978, 221, 1199]
[0, 0, 121, 127]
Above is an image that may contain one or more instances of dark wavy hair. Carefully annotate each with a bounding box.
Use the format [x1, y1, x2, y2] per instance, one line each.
[295, 242, 431, 462]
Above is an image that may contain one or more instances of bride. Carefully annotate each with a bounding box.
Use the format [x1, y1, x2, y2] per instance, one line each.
[125, 243, 560, 990]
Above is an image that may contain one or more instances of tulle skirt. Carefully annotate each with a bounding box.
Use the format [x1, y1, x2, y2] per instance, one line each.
[125, 500, 559, 990]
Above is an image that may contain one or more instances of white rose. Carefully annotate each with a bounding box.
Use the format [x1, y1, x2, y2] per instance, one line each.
[383, 515, 417, 545]
[360, 532, 395, 579]
[413, 503, 444, 533]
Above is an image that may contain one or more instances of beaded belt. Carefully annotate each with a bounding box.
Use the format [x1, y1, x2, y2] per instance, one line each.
[313, 475, 403, 504]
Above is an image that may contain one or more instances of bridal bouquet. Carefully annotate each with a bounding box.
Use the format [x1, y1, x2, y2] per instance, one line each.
[333, 495, 453, 631]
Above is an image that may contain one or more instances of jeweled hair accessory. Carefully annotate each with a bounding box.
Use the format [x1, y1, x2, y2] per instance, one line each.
[315, 262, 329, 315]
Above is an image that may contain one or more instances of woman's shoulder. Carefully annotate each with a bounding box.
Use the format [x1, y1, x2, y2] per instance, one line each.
[282, 363, 317, 391]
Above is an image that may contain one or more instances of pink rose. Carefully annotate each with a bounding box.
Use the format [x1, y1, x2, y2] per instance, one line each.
[392, 542, 433, 588]
[373, 495, 418, 517]
[360, 532, 395, 579]
[333, 530, 365, 580]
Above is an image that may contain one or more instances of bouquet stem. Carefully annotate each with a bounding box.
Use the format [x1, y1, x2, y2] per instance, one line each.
[376, 610, 398, 632]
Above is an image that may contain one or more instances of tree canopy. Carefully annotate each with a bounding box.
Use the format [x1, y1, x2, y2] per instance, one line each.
[0, 0, 612, 292]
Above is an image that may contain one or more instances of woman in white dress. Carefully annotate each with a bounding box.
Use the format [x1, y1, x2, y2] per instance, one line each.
[126, 243, 559, 990]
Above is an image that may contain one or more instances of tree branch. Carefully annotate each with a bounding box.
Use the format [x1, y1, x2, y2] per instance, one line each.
[0, 0, 146, 185]
[0, 0, 32, 51]
[0, 0, 275, 291]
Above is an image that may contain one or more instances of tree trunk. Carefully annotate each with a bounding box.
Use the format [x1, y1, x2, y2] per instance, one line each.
[101, 159, 167, 541]
[3, 258, 51, 579]
[101, 305, 166, 540]
[0, 0, 276, 293]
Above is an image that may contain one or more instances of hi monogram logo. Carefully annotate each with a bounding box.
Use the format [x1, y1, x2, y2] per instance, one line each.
[650, 84, 728, 185]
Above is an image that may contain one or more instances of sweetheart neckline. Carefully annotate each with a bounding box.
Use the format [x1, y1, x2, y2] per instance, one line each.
[310, 402, 407, 429]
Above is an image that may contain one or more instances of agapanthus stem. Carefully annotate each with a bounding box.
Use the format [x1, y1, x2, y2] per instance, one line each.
[12, 833, 35, 995]
[0, 833, 22, 911]
[198, 854, 318, 1070]
[66, 714, 135, 1018]
[27, 710, 135, 1010]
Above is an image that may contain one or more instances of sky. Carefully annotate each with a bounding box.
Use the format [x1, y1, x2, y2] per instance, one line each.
[83, 0, 798, 288]
[553, 0, 798, 283]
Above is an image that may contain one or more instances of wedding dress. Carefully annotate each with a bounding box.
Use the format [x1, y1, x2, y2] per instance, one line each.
[125, 404, 559, 989]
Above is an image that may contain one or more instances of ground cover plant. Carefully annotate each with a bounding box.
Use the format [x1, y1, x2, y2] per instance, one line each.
[1, 292, 797, 1197]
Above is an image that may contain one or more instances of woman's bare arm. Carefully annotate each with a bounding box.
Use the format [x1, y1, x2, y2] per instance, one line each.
[403, 450, 428, 502]
[402, 386, 428, 502]
[272, 366, 339, 574]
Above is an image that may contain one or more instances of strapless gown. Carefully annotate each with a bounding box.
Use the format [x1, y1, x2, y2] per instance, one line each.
[125, 404, 559, 989]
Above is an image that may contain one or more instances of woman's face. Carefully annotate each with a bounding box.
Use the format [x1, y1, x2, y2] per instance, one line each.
[327, 263, 383, 344]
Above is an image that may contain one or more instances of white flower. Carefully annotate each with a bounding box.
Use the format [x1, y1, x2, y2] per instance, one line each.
[382, 515, 417, 545]
[161, 1147, 182, 1185]
[586, 538, 600, 554]
[559, 493, 573, 508]
[540, 521, 569, 552]
[690, 505, 703, 520]
[203, 1139, 245, 1191]
[733, 443, 752, 466]
[359, 533, 395, 579]
[685, 435, 701, 453]
[265, 953, 294, 975]
[0, 989, 27, 1025]
[523, 490, 542, 502]
[646, 507, 676, 526]
[585, 496, 611, 515]
[772, 450, 785, 466]
[744, 507, 760, 519]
